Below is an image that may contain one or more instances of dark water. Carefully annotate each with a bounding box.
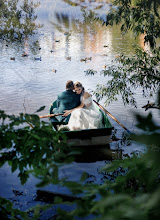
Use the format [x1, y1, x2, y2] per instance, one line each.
[0, 0, 159, 217]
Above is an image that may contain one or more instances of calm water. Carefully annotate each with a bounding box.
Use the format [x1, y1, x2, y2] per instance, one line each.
[0, 0, 159, 216]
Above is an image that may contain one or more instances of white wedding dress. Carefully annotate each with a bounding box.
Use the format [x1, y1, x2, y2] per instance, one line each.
[67, 96, 104, 130]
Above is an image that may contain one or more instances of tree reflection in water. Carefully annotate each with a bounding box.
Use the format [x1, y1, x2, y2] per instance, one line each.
[0, 0, 41, 42]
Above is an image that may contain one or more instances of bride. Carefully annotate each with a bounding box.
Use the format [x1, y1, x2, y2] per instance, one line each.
[63, 81, 104, 130]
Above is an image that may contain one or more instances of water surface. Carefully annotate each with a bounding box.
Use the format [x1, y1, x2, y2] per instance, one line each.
[0, 0, 159, 216]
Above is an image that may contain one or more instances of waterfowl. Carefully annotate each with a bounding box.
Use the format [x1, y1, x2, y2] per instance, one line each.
[104, 45, 108, 47]
[52, 69, 57, 73]
[34, 57, 41, 61]
[50, 50, 54, 53]
[80, 58, 87, 62]
[64, 32, 71, 36]
[55, 40, 60, 42]
[66, 56, 71, 60]
[22, 53, 29, 57]
[103, 64, 107, 69]
[10, 57, 15, 60]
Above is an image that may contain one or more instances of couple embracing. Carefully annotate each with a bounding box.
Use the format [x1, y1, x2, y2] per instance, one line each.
[49, 80, 103, 131]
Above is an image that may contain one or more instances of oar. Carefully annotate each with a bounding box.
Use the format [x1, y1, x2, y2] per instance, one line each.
[22, 113, 63, 128]
[39, 113, 63, 118]
[93, 100, 131, 134]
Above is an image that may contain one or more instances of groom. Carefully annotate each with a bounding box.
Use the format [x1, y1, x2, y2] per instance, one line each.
[49, 80, 81, 130]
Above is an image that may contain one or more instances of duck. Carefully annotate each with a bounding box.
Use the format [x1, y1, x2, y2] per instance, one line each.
[80, 58, 87, 62]
[66, 56, 71, 60]
[64, 32, 71, 36]
[53, 69, 57, 73]
[103, 64, 107, 69]
[22, 53, 29, 57]
[34, 57, 41, 61]
[103, 45, 108, 47]
[10, 57, 15, 60]
[50, 50, 54, 53]
[55, 40, 60, 43]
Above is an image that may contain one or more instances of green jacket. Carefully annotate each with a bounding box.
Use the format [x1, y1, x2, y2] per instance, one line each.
[49, 90, 81, 123]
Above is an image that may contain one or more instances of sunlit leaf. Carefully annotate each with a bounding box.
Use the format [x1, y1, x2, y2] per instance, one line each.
[80, 172, 89, 182]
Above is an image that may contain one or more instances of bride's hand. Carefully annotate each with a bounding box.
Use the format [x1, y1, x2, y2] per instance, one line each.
[63, 110, 72, 117]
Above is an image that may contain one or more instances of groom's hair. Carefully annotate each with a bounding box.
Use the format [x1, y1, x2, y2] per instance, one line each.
[66, 80, 74, 90]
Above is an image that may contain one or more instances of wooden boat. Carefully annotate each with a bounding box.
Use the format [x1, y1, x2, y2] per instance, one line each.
[60, 126, 113, 148]
[49, 101, 114, 148]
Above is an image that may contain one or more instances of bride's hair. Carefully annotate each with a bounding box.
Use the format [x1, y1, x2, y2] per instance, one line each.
[74, 81, 85, 94]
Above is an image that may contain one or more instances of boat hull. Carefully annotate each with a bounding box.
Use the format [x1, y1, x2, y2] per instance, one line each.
[61, 127, 113, 147]
[50, 100, 114, 147]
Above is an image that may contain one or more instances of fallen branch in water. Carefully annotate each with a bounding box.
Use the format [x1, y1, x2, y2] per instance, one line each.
[142, 101, 160, 111]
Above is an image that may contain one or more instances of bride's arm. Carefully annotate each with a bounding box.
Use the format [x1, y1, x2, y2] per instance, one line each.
[63, 102, 84, 117]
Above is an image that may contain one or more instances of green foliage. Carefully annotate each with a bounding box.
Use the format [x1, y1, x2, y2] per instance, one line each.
[0, 0, 41, 41]
[0, 109, 76, 187]
[0, 197, 29, 219]
[107, 0, 160, 48]
[54, 92, 160, 220]
[63, 0, 80, 7]
[34, 106, 46, 113]
[83, 0, 160, 106]
[0, 109, 80, 218]
[85, 69, 97, 76]
[50, 3, 160, 217]
[81, 8, 98, 24]
[0, 1, 160, 218]
[92, 47, 160, 106]
[0, 196, 53, 219]
[0, 102, 160, 219]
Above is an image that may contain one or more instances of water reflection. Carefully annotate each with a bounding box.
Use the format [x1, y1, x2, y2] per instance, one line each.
[1, 0, 159, 129]
[0, 0, 41, 42]
[72, 146, 123, 163]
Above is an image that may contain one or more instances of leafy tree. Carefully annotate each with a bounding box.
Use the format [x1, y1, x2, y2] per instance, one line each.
[94, 47, 160, 106]
[87, 0, 160, 106]
[107, 0, 160, 48]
